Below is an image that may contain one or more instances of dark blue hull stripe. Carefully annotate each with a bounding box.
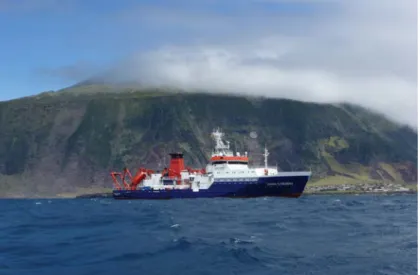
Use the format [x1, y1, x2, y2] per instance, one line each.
[112, 175, 310, 199]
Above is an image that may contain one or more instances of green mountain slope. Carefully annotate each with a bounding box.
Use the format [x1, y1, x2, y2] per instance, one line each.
[0, 85, 417, 197]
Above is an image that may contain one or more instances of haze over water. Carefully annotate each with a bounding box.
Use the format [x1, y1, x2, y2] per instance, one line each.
[1, 194, 417, 275]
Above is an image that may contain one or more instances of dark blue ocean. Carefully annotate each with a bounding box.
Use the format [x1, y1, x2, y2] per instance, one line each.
[1, 194, 417, 275]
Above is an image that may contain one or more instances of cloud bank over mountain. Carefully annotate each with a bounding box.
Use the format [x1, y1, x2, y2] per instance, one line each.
[54, 0, 419, 129]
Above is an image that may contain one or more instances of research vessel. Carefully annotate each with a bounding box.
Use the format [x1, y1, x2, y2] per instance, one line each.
[111, 129, 311, 199]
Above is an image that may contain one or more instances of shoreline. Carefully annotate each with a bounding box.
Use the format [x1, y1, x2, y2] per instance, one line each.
[302, 190, 417, 196]
[1, 191, 416, 199]
[0, 188, 417, 199]
[74, 190, 417, 198]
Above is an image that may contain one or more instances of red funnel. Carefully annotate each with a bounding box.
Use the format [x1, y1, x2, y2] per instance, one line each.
[169, 153, 185, 177]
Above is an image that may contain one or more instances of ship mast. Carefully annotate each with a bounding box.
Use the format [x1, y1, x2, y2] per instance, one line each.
[263, 145, 269, 169]
[211, 128, 232, 156]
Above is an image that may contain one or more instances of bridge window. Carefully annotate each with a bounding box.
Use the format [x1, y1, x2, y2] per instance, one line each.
[227, 161, 248, 165]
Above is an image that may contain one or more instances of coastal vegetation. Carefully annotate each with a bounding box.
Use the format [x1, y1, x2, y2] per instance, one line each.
[0, 84, 417, 197]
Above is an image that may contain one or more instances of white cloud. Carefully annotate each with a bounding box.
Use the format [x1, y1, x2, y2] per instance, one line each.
[110, 0, 417, 129]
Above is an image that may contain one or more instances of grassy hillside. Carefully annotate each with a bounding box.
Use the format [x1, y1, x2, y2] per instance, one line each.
[0, 84, 417, 197]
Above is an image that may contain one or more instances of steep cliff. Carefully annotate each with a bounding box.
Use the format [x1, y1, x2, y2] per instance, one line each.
[0, 84, 417, 197]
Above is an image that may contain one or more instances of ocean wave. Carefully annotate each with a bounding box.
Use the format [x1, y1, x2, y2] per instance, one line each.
[0, 194, 416, 275]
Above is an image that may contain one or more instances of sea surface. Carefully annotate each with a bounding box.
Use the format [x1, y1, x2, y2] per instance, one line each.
[0, 194, 417, 275]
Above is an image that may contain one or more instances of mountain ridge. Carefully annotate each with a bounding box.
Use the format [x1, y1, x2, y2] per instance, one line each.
[0, 84, 417, 197]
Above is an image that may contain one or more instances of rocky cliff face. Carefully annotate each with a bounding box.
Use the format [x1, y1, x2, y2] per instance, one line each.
[0, 85, 417, 197]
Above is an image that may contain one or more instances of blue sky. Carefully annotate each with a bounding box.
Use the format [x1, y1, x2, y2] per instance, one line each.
[0, 0, 331, 100]
[0, 0, 159, 99]
[0, 0, 417, 129]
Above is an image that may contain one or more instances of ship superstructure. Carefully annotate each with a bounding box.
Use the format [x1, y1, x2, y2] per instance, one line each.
[111, 128, 311, 199]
